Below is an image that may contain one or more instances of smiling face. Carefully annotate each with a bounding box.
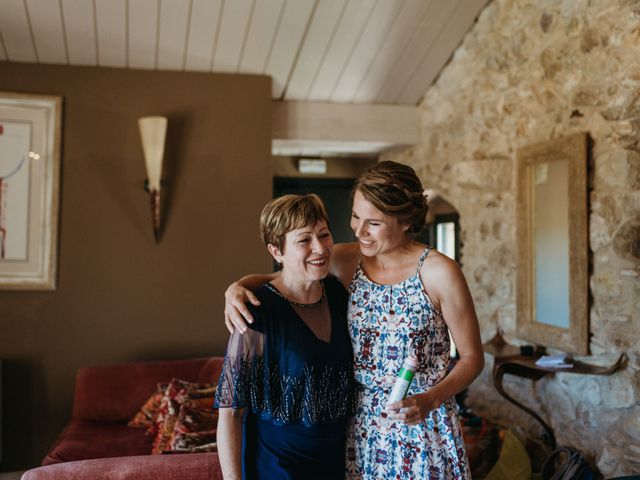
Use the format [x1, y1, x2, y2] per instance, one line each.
[268, 220, 333, 283]
[350, 190, 409, 257]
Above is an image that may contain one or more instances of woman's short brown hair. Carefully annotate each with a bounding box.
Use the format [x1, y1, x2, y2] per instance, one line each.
[354, 161, 428, 235]
[260, 194, 330, 252]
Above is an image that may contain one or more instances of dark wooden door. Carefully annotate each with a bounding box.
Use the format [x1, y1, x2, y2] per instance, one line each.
[273, 177, 355, 245]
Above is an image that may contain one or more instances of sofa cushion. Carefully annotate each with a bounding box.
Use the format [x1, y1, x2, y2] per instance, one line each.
[43, 420, 152, 466]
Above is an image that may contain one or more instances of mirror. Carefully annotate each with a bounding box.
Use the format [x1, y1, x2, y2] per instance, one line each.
[516, 132, 589, 355]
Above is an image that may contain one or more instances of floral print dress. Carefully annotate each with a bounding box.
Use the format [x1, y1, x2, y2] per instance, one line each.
[345, 247, 470, 480]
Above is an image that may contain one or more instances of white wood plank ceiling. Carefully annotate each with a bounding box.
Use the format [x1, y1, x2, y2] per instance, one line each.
[0, 0, 489, 106]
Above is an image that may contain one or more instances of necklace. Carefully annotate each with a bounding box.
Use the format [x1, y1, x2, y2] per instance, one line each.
[266, 282, 326, 309]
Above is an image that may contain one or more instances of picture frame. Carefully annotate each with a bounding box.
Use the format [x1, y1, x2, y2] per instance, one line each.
[0, 92, 62, 290]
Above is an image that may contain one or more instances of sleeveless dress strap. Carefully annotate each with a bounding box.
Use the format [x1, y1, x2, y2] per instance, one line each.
[351, 253, 364, 284]
[415, 247, 432, 274]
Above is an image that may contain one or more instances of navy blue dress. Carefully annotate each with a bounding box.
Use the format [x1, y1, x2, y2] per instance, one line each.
[215, 275, 354, 480]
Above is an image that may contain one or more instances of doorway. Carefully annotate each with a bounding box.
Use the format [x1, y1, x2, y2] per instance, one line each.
[273, 177, 355, 244]
[419, 196, 461, 264]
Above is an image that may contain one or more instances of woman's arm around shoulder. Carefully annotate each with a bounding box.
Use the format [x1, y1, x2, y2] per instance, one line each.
[330, 242, 360, 290]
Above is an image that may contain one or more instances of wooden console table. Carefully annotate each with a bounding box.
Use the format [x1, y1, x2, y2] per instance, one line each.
[483, 332, 625, 449]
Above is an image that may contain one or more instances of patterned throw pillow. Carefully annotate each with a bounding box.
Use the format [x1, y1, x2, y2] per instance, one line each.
[127, 383, 168, 428]
[149, 378, 218, 455]
[168, 403, 218, 452]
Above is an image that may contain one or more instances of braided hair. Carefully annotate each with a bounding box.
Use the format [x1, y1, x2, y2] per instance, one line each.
[354, 161, 428, 236]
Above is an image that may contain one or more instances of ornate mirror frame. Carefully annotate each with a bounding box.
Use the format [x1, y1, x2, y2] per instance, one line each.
[516, 132, 589, 355]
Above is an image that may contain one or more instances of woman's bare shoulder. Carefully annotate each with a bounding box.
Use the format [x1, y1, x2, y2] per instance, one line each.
[421, 249, 466, 293]
[420, 248, 462, 281]
[423, 248, 457, 270]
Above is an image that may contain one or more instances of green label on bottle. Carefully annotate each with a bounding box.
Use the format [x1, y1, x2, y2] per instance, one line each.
[398, 367, 415, 382]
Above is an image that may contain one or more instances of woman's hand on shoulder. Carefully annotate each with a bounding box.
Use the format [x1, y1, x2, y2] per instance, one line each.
[223, 273, 278, 334]
[224, 283, 260, 334]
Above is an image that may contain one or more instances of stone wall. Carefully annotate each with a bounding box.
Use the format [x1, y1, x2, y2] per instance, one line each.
[385, 0, 640, 475]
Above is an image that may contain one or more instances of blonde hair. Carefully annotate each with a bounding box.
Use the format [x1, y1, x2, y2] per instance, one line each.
[355, 161, 428, 235]
[260, 194, 330, 252]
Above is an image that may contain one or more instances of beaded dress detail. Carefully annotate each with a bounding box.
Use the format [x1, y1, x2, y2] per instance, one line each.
[345, 247, 470, 479]
[215, 276, 354, 425]
[215, 275, 354, 480]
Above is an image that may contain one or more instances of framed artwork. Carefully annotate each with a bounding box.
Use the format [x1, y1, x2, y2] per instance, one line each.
[0, 92, 62, 290]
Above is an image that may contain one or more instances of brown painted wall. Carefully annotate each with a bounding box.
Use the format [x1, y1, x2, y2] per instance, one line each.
[0, 63, 272, 470]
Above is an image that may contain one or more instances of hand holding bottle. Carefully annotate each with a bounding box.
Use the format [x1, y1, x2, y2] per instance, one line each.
[387, 390, 442, 425]
[386, 355, 418, 405]
[387, 354, 442, 425]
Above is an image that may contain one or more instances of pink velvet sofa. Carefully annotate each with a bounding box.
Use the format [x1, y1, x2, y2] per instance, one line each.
[22, 357, 224, 480]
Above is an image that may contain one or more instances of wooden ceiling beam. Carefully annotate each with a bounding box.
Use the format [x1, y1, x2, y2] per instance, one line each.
[272, 100, 419, 157]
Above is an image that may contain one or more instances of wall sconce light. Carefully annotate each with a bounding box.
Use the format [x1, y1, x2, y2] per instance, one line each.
[138, 116, 167, 242]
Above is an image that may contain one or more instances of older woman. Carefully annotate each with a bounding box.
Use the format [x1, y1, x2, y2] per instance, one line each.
[223, 161, 484, 479]
[215, 194, 354, 480]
